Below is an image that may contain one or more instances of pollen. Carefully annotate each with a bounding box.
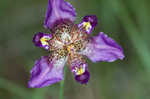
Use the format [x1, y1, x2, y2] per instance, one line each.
[74, 64, 86, 75]
[40, 36, 51, 46]
[67, 44, 74, 53]
[83, 22, 92, 32]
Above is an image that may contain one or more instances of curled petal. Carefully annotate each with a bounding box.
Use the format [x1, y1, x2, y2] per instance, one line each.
[32, 32, 52, 50]
[71, 63, 87, 75]
[71, 63, 90, 84]
[75, 70, 90, 84]
[44, 0, 77, 29]
[78, 15, 98, 34]
[81, 32, 125, 62]
[68, 54, 90, 84]
[28, 56, 66, 88]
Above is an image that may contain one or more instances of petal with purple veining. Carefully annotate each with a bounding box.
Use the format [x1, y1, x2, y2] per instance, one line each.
[81, 32, 125, 62]
[44, 0, 76, 29]
[28, 56, 66, 88]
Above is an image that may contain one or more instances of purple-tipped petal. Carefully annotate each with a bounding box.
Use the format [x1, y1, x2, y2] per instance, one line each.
[78, 15, 98, 34]
[71, 63, 87, 75]
[83, 15, 98, 27]
[44, 0, 77, 29]
[69, 56, 90, 84]
[75, 70, 90, 84]
[81, 32, 125, 62]
[32, 32, 52, 50]
[28, 56, 66, 88]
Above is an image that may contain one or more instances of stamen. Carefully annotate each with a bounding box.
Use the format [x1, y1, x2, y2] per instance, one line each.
[40, 36, 51, 50]
[40, 36, 50, 45]
[82, 22, 92, 33]
[72, 63, 87, 75]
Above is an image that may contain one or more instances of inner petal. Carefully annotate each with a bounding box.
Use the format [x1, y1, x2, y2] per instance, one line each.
[78, 15, 98, 34]
[67, 53, 90, 84]
[75, 70, 90, 84]
[33, 32, 52, 50]
[68, 54, 86, 75]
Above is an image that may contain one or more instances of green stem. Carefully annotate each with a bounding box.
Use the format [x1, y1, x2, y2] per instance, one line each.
[59, 66, 67, 99]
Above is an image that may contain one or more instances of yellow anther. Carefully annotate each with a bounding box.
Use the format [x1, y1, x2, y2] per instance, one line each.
[83, 22, 92, 31]
[40, 36, 50, 46]
[67, 44, 74, 53]
[75, 64, 86, 75]
[77, 68, 83, 75]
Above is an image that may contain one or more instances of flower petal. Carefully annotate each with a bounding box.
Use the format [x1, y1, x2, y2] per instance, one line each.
[81, 32, 125, 62]
[28, 56, 66, 88]
[68, 54, 90, 84]
[44, 0, 77, 29]
[75, 70, 90, 84]
[78, 15, 98, 34]
[71, 63, 90, 84]
[32, 32, 52, 50]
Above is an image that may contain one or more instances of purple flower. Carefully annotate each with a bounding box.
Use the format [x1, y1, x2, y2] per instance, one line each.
[28, 0, 125, 88]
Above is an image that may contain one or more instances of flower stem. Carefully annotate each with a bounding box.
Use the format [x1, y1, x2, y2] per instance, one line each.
[59, 66, 67, 99]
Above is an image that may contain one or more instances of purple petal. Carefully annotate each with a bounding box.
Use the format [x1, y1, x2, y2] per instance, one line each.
[78, 15, 98, 34]
[69, 56, 90, 84]
[32, 32, 52, 50]
[75, 70, 90, 84]
[44, 0, 77, 29]
[71, 63, 90, 84]
[81, 32, 125, 62]
[28, 56, 66, 88]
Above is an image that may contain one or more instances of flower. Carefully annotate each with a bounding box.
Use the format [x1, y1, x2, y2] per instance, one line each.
[28, 0, 125, 88]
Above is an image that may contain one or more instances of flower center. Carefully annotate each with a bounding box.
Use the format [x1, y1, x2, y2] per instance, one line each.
[67, 44, 74, 53]
[49, 21, 88, 59]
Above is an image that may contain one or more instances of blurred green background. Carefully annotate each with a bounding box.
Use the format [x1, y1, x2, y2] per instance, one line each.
[0, 0, 150, 99]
